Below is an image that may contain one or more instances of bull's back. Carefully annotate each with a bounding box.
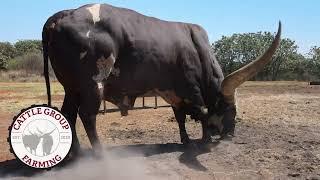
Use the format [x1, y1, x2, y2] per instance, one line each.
[48, 3, 195, 56]
[44, 3, 212, 93]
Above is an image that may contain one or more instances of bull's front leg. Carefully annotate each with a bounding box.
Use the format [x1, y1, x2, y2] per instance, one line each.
[79, 112, 102, 154]
[179, 84, 210, 143]
[172, 107, 190, 144]
[80, 51, 115, 155]
[78, 83, 104, 156]
[200, 118, 211, 143]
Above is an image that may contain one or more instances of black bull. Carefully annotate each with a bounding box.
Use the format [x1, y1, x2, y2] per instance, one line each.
[42, 3, 281, 154]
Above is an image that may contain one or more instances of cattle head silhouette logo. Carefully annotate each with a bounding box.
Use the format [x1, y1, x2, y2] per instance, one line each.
[22, 126, 57, 156]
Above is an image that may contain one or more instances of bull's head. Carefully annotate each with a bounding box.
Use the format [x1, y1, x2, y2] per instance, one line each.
[208, 22, 282, 138]
[34, 127, 56, 137]
[26, 127, 42, 137]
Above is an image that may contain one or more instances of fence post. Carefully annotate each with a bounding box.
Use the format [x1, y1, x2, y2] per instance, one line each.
[142, 96, 145, 107]
[310, 81, 320, 85]
[103, 100, 106, 114]
[154, 96, 158, 109]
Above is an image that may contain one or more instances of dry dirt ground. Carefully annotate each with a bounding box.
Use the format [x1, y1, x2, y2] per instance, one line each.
[0, 81, 319, 179]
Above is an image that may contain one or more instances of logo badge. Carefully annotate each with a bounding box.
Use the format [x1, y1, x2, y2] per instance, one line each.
[8, 105, 72, 169]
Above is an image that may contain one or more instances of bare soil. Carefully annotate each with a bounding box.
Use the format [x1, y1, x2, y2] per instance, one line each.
[0, 81, 319, 179]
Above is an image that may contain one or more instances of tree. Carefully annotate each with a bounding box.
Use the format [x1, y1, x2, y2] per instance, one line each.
[212, 36, 241, 75]
[264, 38, 300, 80]
[14, 40, 42, 56]
[212, 31, 301, 80]
[0, 42, 16, 69]
[308, 46, 320, 79]
[309, 46, 320, 60]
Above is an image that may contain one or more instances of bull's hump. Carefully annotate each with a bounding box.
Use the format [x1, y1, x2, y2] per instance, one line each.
[86, 4, 101, 24]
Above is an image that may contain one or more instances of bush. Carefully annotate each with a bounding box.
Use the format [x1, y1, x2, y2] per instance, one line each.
[14, 40, 42, 56]
[8, 52, 43, 74]
[0, 42, 16, 69]
[7, 52, 54, 77]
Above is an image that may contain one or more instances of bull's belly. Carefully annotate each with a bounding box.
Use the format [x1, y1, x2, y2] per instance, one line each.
[104, 75, 163, 96]
[103, 74, 183, 107]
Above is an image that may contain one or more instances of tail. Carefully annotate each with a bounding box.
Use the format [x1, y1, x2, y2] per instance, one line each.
[42, 28, 51, 106]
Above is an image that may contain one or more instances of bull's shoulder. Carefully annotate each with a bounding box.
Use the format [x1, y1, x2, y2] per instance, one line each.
[188, 23, 206, 31]
[187, 23, 210, 41]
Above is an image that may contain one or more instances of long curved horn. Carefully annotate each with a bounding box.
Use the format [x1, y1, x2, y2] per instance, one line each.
[44, 128, 56, 136]
[221, 22, 282, 103]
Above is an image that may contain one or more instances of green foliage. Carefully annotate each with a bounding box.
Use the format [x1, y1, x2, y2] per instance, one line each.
[8, 52, 44, 74]
[213, 32, 275, 76]
[309, 46, 320, 60]
[307, 46, 320, 79]
[0, 42, 16, 69]
[0, 40, 42, 70]
[264, 38, 301, 80]
[7, 52, 55, 77]
[14, 40, 42, 56]
[212, 32, 308, 81]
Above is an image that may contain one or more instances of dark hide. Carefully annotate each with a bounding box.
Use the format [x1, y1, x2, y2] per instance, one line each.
[42, 3, 240, 154]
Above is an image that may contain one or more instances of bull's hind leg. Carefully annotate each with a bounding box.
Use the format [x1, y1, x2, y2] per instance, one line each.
[173, 107, 190, 144]
[78, 85, 103, 155]
[61, 91, 80, 157]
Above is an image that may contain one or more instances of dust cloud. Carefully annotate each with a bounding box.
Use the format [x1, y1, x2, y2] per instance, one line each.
[8, 148, 180, 180]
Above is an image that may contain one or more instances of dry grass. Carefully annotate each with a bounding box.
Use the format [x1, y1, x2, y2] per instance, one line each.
[237, 81, 320, 125]
[0, 71, 42, 82]
[0, 70, 56, 82]
[0, 82, 64, 113]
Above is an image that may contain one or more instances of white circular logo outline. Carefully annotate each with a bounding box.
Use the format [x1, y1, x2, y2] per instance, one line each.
[9, 105, 72, 169]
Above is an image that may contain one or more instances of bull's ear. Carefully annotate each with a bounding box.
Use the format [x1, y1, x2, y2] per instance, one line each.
[221, 22, 281, 104]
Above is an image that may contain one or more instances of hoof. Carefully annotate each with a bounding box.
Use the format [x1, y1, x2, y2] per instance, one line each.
[92, 151, 103, 160]
[68, 150, 81, 161]
[92, 145, 104, 159]
[219, 133, 234, 141]
[120, 109, 128, 116]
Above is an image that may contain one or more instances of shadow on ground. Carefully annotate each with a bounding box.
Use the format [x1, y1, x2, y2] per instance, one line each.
[0, 140, 219, 178]
[107, 140, 220, 171]
[99, 105, 171, 114]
